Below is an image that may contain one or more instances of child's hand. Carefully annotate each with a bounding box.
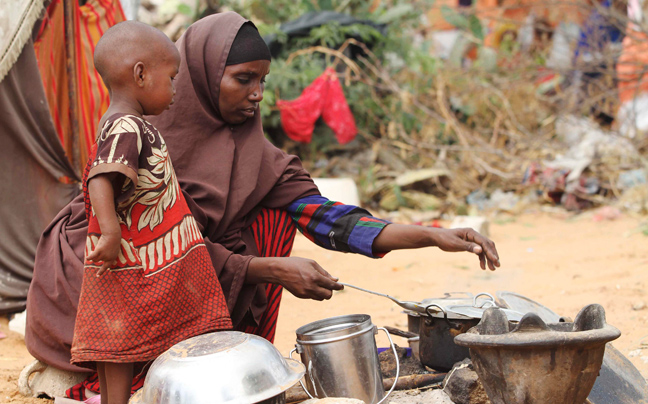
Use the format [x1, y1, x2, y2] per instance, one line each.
[86, 232, 121, 277]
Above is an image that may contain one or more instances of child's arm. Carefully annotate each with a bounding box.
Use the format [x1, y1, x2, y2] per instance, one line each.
[86, 173, 122, 277]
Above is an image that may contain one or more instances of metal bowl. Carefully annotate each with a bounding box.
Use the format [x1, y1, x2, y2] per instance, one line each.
[129, 331, 305, 404]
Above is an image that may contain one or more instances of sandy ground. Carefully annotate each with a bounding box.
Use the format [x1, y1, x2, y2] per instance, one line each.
[1, 210, 647, 403]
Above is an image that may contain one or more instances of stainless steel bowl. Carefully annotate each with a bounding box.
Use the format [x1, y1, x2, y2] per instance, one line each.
[129, 331, 305, 404]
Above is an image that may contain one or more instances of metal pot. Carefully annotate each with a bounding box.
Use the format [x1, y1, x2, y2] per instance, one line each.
[129, 331, 304, 404]
[404, 292, 477, 334]
[418, 304, 481, 371]
[413, 293, 525, 371]
[292, 314, 399, 404]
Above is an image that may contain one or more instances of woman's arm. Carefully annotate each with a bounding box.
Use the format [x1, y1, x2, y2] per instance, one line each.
[246, 196, 499, 301]
[372, 224, 500, 270]
[286, 195, 389, 257]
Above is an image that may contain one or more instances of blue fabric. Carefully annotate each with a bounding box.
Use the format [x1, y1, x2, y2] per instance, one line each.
[287, 195, 390, 258]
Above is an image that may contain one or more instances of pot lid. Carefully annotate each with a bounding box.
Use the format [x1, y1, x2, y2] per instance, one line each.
[496, 291, 562, 323]
[446, 304, 525, 321]
[296, 314, 374, 343]
[420, 292, 476, 308]
[405, 292, 495, 319]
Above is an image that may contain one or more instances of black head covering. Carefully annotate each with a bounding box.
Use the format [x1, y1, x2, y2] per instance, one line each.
[225, 22, 272, 66]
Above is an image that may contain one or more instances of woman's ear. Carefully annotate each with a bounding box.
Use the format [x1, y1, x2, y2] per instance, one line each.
[133, 62, 146, 87]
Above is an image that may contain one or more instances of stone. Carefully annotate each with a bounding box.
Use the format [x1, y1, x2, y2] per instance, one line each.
[633, 301, 646, 311]
[443, 359, 491, 404]
[388, 389, 454, 403]
[19, 360, 90, 399]
[301, 399, 365, 404]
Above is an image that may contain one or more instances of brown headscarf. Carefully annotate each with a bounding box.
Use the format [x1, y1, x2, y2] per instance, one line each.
[150, 11, 319, 327]
[26, 11, 318, 372]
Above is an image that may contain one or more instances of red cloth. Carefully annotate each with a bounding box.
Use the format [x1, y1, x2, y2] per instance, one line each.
[71, 114, 231, 367]
[236, 208, 296, 342]
[66, 207, 296, 400]
[277, 68, 357, 144]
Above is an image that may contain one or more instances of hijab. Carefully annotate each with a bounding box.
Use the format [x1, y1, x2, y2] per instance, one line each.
[149, 12, 319, 327]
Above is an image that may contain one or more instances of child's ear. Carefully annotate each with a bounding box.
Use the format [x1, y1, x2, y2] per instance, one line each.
[133, 62, 145, 87]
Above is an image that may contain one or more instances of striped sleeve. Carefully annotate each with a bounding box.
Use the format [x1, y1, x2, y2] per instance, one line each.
[287, 195, 390, 258]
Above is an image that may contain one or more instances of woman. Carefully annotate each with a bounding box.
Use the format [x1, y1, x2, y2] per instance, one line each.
[25, 11, 499, 398]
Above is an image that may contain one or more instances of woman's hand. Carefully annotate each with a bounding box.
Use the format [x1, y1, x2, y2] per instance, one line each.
[87, 232, 121, 276]
[247, 257, 343, 300]
[430, 227, 500, 271]
[373, 223, 500, 271]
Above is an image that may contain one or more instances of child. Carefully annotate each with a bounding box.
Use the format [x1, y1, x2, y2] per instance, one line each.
[71, 21, 232, 404]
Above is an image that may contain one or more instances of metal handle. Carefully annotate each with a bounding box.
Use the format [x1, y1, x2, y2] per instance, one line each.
[290, 347, 316, 400]
[340, 282, 424, 313]
[473, 292, 496, 308]
[377, 326, 400, 404]
[425, 303, 454, 327]
[425, 303, 448, 319]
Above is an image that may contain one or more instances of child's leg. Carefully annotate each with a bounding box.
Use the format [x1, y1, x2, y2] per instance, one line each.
[97, 363, 107, 404]
[97, 361, 134, 404]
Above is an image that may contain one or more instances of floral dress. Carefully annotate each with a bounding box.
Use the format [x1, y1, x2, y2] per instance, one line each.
[71, 113, 231, 366]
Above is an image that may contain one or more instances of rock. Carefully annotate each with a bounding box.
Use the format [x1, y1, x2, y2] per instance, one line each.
[18, 360, 90, 399]
[633, 301, 646, 311]
[301, 399, 365, 404]
[443, 359, 491, 404]
[388, 388, 454, 403]
[449, 216, 490, 238]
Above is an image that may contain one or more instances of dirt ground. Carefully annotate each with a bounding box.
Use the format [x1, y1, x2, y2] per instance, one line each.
[1, 210, 647, 403]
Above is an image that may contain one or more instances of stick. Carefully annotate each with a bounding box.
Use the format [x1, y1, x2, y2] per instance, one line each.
[285, 373, 448, 403]
[384, 326, 417, 339]
[63, 0, 81, 176]
[384, 373, 447, 391]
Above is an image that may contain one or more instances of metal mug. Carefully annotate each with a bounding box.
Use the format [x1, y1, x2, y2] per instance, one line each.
[291, 314, 399, 404]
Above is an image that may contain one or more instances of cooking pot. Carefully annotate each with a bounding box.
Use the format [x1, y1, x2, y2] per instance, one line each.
[414, 293, 523, 371]
[291, 314, 399, 404]
[418, 304, 481, 371]
[404, 292, 476, 334]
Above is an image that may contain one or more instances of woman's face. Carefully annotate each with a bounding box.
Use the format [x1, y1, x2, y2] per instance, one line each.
[219, 60, 270, 125]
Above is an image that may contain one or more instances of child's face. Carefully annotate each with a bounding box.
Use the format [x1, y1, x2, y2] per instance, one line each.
[140, 47, 181, 116]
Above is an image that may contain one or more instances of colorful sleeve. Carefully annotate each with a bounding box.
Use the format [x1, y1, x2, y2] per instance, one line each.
[87, 116, 142, 200]
[287, 195, 390, 258]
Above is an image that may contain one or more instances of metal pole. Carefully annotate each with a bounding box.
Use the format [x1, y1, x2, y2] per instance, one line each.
[63, 0, 81, 177]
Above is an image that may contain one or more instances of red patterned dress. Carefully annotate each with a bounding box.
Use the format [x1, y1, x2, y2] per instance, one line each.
[71, 113, 231, 367]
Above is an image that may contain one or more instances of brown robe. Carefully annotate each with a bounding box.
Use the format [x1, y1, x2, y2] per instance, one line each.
[25, 12, 319, 372]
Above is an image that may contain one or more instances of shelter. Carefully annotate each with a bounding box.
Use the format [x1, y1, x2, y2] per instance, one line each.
[0, 0, 125, 313]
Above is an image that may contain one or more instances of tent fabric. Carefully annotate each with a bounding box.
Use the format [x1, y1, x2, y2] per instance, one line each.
[34, 0, 125, 175]
[0, 0, 48, 83]
[0, 0, 124, 314]
[0, 39, 79, 314]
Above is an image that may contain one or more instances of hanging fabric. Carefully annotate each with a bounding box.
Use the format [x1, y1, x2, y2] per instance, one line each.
[34, 0, 126, 175]
[277, 67, 357, 144]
